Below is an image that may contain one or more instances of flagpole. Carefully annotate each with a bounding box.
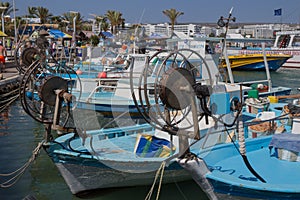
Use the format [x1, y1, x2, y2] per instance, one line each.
[280, 15, 282, 31]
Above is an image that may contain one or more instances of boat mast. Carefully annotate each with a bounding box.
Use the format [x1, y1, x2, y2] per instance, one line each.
[217, 7, 236, 84]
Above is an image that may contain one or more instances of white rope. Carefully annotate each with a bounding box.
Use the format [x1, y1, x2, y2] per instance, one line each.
[145, 161, 166, 200]
[0, 141, 44, 188]
[238, 117, 246, 155]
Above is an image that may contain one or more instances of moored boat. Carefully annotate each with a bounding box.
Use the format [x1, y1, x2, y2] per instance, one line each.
[230, 30, 300, 70]
[222, 53, 292, 71]
[43, 123, 193, 195]
[15, 13, 298, 198]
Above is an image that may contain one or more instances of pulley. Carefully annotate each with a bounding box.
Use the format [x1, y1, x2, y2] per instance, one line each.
[39, 76, 68, 106]
[159, 67, 195, 110]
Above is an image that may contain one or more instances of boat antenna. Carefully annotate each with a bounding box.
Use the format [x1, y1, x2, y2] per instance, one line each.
[218, 8, 266, 183]
[217, 7, 236, 83]
[133, 8, 145, 54]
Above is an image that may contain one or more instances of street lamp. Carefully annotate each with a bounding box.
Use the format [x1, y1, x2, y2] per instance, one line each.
[69, 11, 78, 47]
[89, 13, 105, 34]
[12, 0, 17, 46]
[88, 18, 96, 33]
[61, 19, 70, 32]
[0, 6, 7, 46]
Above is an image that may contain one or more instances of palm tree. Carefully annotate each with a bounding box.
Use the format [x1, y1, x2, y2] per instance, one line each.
[105, 10, 123, 34]
[101, 22, 109, 32]
[90, 14, 107, 33]
[27, 6, 53, 24]
[35, 6, 53, 24]
[0, 2, 14, 35]
[50, 16, 62, 24]
[162, 8, 184, 34]
[0, 2, 13, 16]
[61, 12, 84, 33]
[27, 6, 36, 18]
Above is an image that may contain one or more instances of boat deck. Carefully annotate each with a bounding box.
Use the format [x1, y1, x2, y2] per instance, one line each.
[203, 135, 300, 197]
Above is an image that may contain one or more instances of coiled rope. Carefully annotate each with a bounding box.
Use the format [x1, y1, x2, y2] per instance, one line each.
[0, 140, 44, 188]
[145, 161, 166, 200]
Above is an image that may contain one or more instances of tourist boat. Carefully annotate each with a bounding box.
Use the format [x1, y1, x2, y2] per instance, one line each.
[221, 53, 292, 71]
[230, 30, 300, 69]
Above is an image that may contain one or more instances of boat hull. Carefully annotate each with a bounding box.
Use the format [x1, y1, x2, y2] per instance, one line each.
[44, 125, 191, 195]
[200, 136, 300, 199]
[223, 54, 291, 71]
[231, 59, 288, 71]
[54, 160, 190, 195]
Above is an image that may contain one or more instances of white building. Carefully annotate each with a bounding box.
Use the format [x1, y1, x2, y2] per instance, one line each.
[143, 23, 201, 37]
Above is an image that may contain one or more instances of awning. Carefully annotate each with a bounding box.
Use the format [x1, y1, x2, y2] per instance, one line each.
[101, 31, 114, 38]
[48, 29, 72, 39]
[0, 31, 7, 37]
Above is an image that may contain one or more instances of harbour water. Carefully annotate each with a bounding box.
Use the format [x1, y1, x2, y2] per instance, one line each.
[0, 68, 300, 200]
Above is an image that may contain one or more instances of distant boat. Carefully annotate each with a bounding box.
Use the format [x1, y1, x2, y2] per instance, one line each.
[222, 53, 292, 71]
[228, 30, 300, 69]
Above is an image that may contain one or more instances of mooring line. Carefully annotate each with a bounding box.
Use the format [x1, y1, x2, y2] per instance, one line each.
[0, 141, 44, 188]
[145, 161, 166, 200]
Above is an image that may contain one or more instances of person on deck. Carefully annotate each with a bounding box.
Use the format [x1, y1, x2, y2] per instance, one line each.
[0, 41, 7, 72]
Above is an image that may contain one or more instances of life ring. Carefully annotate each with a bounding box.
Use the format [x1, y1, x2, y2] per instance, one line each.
[97, 72, 107, 78]
[257, 84, 268, 92]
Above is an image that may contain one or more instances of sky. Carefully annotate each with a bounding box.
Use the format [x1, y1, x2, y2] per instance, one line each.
[12, 0, 300, 24]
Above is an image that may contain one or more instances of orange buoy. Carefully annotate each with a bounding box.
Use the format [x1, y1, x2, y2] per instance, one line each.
[97, 72, 107, 78]
[76, 69, 83, 75]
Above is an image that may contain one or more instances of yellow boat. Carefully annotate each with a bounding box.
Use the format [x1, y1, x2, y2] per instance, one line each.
[222, 54, 292, 71]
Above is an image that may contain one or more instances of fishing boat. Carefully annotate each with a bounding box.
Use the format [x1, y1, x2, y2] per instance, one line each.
[16, 11, 297, 197]
[221, 53, 292, 71]
[73, 36, 292, 118]
[180, 105, 300, 199]
[43, 123, 194, 195]
[20, 47, 231, 195]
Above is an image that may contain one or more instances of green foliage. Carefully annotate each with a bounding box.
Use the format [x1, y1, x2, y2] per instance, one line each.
[90, 35, 99, 46]
[162, 8, 184, 31]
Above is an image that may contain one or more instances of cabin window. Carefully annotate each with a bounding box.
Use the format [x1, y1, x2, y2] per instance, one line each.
[277, 35, 291, 48]
[292, 35, 300, 47]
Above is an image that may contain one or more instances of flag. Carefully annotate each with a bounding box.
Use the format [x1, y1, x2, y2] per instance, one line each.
[134, 134, 176, 158]
[274, 8, 282, 16]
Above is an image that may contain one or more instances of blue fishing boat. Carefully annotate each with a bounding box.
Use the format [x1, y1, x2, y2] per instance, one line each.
[192, 127, 300, 199]
[43, 123, 193, 195]
[16, 14, 298, 198]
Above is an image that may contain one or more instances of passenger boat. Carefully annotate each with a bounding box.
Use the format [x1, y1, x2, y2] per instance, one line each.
[222, 53, 292, 71]
[231, 30, 300, 69]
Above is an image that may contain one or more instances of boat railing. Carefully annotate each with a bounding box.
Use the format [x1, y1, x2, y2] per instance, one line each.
[230, 42, 272, 92]
[200, 118, 279, 150]
[85, 78, 139, 102]
[236, 79, 271, 92]
[86, 124, 154, 140]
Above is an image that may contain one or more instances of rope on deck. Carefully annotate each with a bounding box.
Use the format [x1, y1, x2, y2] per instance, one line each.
[145, 161, 166, 200]
[0, 140, 44, 188]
